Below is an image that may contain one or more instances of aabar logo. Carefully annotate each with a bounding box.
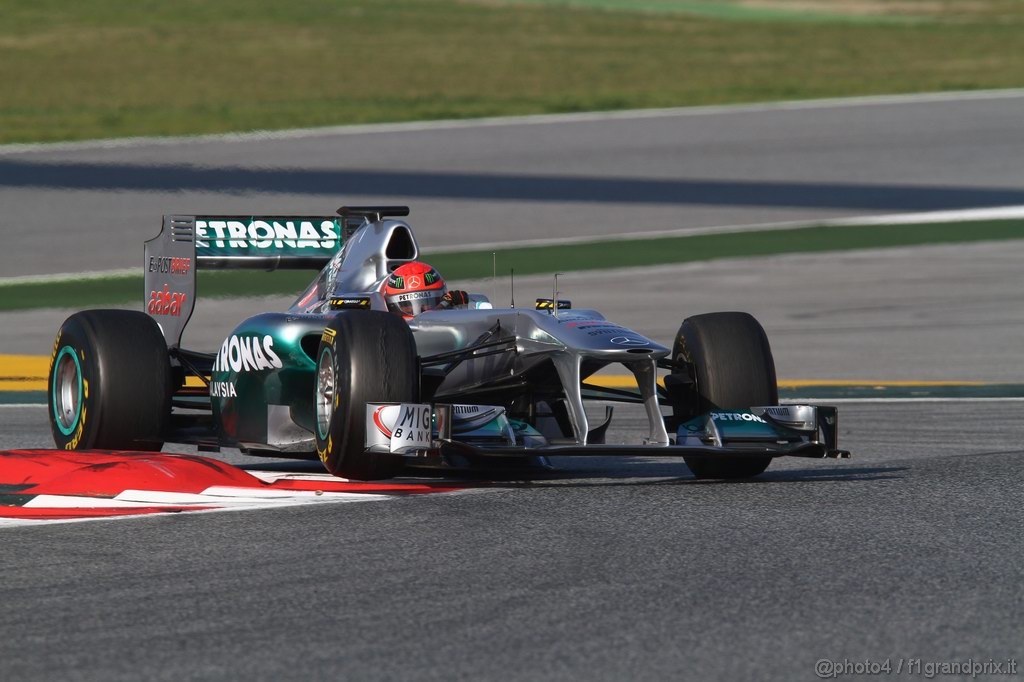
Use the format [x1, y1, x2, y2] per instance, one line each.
[148, 285, 187, 317]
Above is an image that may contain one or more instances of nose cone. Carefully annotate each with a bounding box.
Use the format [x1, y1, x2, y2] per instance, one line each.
[554, 320, 668, 358]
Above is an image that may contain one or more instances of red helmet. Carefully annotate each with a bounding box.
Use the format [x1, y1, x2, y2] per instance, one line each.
[383, 261, 447, 318]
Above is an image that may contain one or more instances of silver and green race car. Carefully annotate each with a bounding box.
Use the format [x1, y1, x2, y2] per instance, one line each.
[48, 206, 849, 480]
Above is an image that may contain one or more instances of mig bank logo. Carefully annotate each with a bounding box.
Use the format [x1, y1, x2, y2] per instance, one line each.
[371, 403, 434, 454]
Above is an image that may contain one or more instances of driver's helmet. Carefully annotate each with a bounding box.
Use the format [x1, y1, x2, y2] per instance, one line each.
[383, 261, 447, 318]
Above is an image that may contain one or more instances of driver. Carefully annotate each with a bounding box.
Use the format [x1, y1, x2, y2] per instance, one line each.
[383, 261, 469, 319]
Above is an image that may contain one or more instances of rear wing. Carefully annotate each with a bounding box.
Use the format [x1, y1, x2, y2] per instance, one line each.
[143, 207, 409, 349]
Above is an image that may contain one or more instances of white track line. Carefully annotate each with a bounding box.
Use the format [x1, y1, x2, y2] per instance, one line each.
[118, 488, 390, 504]
[1, 473, 475, 527]
[0, 496, 393, 528]
[0, 268, 138, 286]
[2, 89, 1022, 156]
[2, 205, 1023, 286]
[784, 397, 1024, 404]
[422, 205, 1024, 254]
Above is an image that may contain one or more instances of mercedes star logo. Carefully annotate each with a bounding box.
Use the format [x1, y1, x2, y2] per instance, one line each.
[610, 336, 650, 346]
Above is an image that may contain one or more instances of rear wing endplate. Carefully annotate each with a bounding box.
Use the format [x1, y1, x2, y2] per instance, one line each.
[143, 211, 392, 349]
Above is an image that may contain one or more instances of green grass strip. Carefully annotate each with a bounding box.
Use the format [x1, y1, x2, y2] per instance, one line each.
[1, 220, 1021, 312]
[0, 391, 46, 404]
[427, 220, 1024, 280]
[0, 270, 316, 313]
[778, 384, 1024, 400]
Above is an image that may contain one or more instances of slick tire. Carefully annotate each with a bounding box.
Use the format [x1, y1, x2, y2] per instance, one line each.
[314, 311, 418, 481]
[48, 309, 171, 451]
[671, 311, 778, 480]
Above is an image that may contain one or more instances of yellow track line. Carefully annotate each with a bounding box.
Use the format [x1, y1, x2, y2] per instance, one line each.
[585, 375, 988, 389]
[0, 354, 996, 392]
[0, 355, 49, 391]
[777, 379, 987, 388]
[0, 355, 209, 391]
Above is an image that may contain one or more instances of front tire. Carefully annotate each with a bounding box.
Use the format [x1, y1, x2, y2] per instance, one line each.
[671, 311, 778, 479]
[48, 310, 171, 451]
[315, 311, 419, 480]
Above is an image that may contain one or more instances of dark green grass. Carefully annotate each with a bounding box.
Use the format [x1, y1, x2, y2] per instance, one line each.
[2, 220, 1021, 312]
[2, 0, 1023, 143]
[778, 384, 1024, 400]
[427, 220, 1024, 280]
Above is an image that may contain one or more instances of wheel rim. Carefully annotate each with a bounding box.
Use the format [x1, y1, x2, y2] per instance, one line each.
[52, 346, 83, 436]
[316, 347, 335, 440]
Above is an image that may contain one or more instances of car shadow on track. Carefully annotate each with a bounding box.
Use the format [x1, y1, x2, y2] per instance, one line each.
[234, 457, 906, 486]
[237, 459, 328, 473]
[6, 160, 1024, 212]
[496, 465, 907, 488]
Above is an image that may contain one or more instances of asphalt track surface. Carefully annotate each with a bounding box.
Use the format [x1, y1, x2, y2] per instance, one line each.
[3, 95, 1024, 679]
[2, 401, 1023, 681]
[2, 91, 1024, 277]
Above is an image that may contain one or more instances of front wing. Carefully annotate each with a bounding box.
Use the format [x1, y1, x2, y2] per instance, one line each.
[365, 402, 851, 466]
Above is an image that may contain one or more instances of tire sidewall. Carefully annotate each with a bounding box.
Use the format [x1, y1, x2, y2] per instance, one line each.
[315, 328, 363, 473]
[315, 312, 416, 480]
[47, 310, 170, 451]
[676, 312, 778, 413]
[48, 318, 102, 450]
[314, 344, 336, 444]
[672, 312, 777, 479]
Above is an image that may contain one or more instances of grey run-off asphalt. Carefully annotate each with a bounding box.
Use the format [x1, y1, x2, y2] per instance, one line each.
[2, 399, 1022, 681]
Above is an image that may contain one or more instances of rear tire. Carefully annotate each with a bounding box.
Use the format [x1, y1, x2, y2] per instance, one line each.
[48, 309, 171, 451]
[671, 312, 778, 479]
[315, 311, 419, 480]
